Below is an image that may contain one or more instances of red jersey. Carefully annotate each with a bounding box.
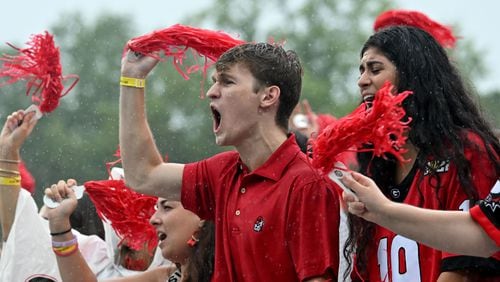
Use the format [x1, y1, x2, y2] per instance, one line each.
[362, 133, 499, 282]
[182, 135, 340, 281]
[470, 180, 500, 246]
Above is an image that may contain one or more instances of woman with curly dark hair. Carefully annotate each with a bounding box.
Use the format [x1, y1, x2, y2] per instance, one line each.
[344, 25, 500, 282]
[43, 178, 215, 282]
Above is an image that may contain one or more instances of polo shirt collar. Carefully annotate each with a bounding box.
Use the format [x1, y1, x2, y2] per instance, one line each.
[237, 134, 300, 181]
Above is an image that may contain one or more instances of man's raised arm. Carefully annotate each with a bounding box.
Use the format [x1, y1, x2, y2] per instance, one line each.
[119, 51, 184, 200]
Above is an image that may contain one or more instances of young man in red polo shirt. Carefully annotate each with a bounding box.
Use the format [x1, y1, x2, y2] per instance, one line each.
[119, 43, 340, 281]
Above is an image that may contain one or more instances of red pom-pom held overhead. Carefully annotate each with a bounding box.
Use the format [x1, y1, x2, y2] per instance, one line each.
[127, 24, 246, 64]
[312, 82, 412, 174]
[0, 31, 78, 113]
[125, 24, 246, 94]
[374, 9, 457, 48]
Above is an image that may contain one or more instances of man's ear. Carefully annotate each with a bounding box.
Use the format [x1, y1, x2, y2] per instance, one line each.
[260, 85, 280, 108]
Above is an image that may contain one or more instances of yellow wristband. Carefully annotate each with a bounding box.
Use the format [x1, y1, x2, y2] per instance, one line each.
[120, 76, 146, 88]
[0, 175, 21, 186]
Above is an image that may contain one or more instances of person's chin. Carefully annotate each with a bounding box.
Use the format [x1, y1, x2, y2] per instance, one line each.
[161, 248, 171, 260]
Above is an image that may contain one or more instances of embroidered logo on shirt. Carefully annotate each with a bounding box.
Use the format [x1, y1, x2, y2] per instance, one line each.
[423, 159, 450, 175]
[390, 188, 401, 199]
[483, 182, 500, 214]
[253, 216, 265, 232]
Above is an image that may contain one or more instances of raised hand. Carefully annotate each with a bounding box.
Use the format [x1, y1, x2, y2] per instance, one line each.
[0, 110, 38, 159]
[121, 50, 160, 79]
[289, 99, 319, 138]
[43, 179, 79, 223]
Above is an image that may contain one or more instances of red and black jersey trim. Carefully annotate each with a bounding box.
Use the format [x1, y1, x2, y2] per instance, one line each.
[441, 256, 500, 276]
[478, 192, 500, 229]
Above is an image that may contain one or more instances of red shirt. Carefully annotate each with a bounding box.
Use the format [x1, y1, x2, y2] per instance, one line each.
[361, 132, 498, 282]
[182, 135, 340, 281]
[470, 181, 500, 246]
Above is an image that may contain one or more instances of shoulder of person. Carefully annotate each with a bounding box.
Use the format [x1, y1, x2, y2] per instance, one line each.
[461, 130, 493, 151]
[460, 129, 498, 164]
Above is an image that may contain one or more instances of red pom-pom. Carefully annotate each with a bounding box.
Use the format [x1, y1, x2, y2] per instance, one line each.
[312, 81, 412, 173]
[19, 161, 36, 194]
[83, 179, 158, 253]
[374, 9, 457, 48]
[316, 114, 337, 134]
[0, 31, 79, 113]
[126, 24, 245, 96]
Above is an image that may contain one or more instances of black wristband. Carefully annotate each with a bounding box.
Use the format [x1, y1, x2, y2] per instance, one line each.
[50, 227, 72, 236]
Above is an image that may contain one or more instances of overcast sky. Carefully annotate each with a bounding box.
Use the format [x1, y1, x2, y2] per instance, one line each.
[1, 0, 499, 93]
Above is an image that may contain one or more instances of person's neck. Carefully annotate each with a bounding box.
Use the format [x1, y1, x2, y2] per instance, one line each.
[395, 142, 419, 184]
[179, 261, 190, 279]
[236, 126, 288, 172]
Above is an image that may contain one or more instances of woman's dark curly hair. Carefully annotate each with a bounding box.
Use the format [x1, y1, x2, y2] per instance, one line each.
[343, 26, 500, 281]
[183, 220, 215, 282]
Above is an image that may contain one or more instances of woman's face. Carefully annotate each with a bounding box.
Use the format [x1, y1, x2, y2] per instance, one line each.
[149, 199, 200, 264]
[357, 47, 398, 108]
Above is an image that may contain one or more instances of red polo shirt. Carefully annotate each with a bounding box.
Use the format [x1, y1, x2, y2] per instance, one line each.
[182, 135, 340, 281]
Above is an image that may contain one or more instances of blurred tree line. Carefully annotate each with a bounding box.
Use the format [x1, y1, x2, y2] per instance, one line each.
[0, 0, 498, 205]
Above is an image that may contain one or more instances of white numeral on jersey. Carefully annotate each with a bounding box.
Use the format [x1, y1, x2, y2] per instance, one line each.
[377, 235, 422, 282]
[458, 199, 471, 211]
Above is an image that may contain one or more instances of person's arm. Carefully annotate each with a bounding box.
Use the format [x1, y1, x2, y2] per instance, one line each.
[341, 172, 499, 257]
[436, 270, 483, 282]
[119, 51, 184, 200]
[45, 179, 98, 282]
[46, 180, 172, 282]
[0, 110, 37, 241]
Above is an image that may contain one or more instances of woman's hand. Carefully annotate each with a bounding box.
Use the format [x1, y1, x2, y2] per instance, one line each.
[44, 179, 79, 229]
[341, 171, 392, 223]
[0, 110, 38, 159]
